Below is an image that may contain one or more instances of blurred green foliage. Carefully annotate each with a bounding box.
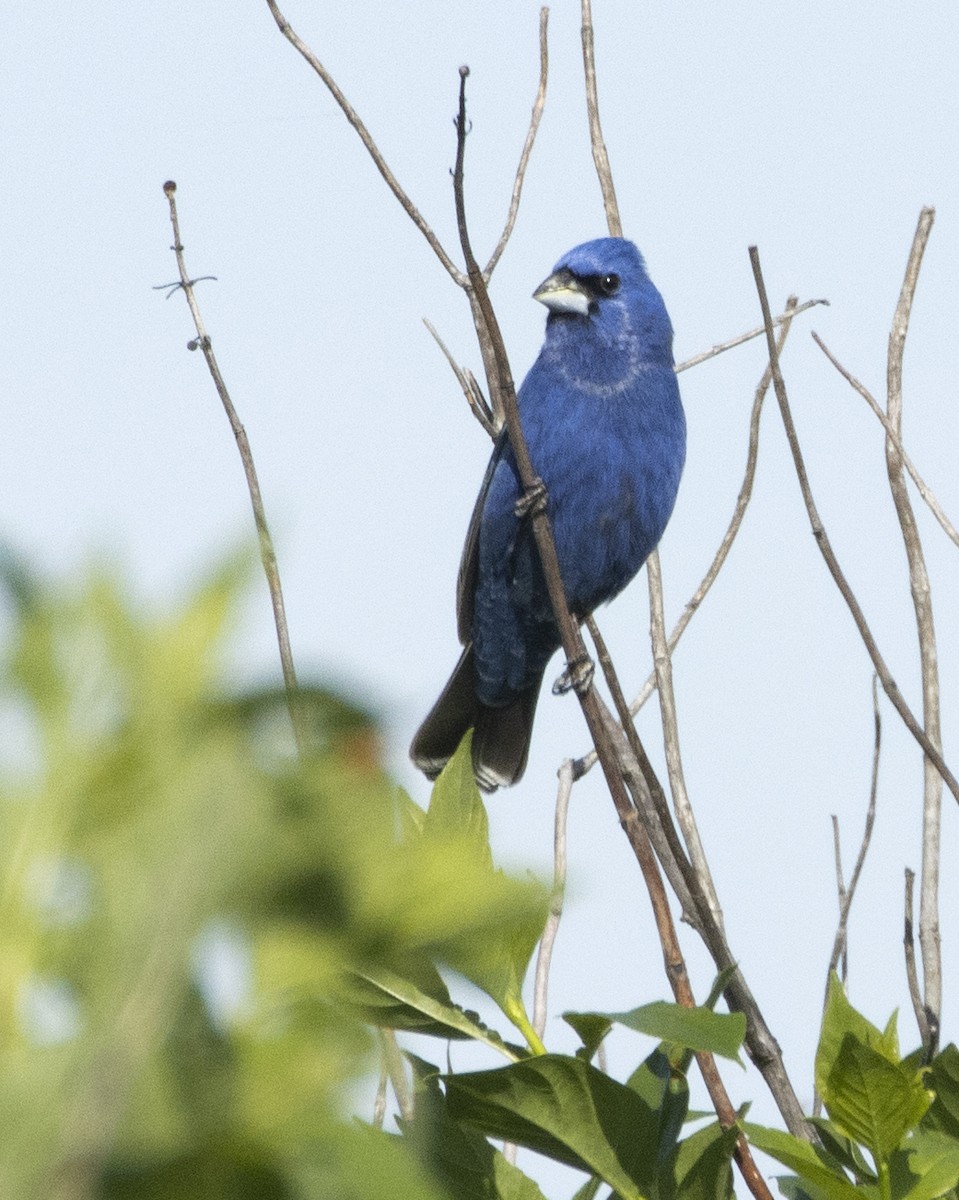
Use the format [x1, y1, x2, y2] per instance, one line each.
[0, 549, 547, 1199]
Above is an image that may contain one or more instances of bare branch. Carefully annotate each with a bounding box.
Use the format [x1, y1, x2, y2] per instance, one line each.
[675, 298, 828, 373]
[264, 0, 465, 285]
[484, 8, 549, 277]
[533, 760, 573, 1040]
[580, 0, 621, 236]
[830, 816, 848, 982]
[886, 205, 941, 1057]
[826, 675, 881, 985]
[647, 550, 724, 932]
[903, 868, 930, 1049]
[423, 318, 497, 438]
[160, 181, 308, 759]
[812, 332, 959, 551]
[749, 244, 959, 809]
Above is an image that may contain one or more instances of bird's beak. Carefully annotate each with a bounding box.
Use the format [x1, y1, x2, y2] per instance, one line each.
[533, 268, 590, 316]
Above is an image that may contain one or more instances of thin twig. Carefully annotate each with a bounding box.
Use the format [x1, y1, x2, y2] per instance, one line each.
[885, 206, 941, 1058]
[749, 245, 959, 809]
[160, 181, 308, 758]
[675, 298, 828, 373]
[580, 0, 621, 236]
[585, 618, 699, 923]
[533, 760, 573, 1040]
[646, 550, 724, 931]
[812, 333, 959, 551]
[903, 868, 929, 1049]
[826, 675, 881, 988]
[830, 817, 848, 983]
[484, 7, 549, 277]
[423, 318, 496, 437]
[264, 0, 465, 285]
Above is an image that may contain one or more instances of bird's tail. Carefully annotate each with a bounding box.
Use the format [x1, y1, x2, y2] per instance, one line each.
[410, 645, 540, 792]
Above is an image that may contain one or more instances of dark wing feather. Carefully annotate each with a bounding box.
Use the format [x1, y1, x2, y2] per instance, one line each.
[456, 429, 509, 645]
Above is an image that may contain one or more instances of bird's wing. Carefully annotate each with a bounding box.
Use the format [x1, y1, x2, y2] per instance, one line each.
[456, 428, 509, 645]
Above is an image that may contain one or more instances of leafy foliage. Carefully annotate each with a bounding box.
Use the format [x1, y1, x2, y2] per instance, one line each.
[4, 551, 959, 1200]
[747, 976, 959, 1200]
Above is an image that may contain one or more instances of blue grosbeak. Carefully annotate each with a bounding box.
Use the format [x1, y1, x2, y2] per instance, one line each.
[411, 237, 686, 790]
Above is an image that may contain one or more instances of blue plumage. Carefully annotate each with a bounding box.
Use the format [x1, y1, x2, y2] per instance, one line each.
[411, 237, 686, 790]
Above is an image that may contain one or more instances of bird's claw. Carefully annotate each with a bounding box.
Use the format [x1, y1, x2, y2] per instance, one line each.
[552, 654, 594, 697]
[515, 478, 548, 520]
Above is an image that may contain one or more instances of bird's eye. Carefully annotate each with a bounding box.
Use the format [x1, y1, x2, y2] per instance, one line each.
[599, 273, 620, 296]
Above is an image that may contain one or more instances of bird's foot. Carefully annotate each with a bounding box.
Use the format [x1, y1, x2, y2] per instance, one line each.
[514, 477, 548, 520]
[552, 653, 594, 697]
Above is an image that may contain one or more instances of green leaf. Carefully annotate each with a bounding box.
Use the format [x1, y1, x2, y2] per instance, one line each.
[347, 967, 519, 1059]
[563, 1011, 613, 1060]
[924, 1045, 959, 1139]
[889, 1132, 959, 1200]
[624, 1047, 688, 1173]
[445, 1054, 662, 1199]
[425, 733, 492, 867]
[666, 1119, 738, 1200]
[403, 1056, 547, 1200]
[816, 976, 900, 1102]
[824, 1037, 931, 1164]
[568, 1001, 745, 1064]
[744, 1124, 865, 1200]
[421, 738, 548, 1047]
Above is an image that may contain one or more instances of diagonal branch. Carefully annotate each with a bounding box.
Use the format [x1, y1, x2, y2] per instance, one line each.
[812, 332, 959, 551]
[749, 244, 959, 809]
[264, 0, 464, 285]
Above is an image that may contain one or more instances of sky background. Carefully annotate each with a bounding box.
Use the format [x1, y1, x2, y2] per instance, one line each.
[5, 0, 959, 1190]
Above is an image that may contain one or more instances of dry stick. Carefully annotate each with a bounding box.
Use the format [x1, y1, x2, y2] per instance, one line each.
[580, 0, 622, 237]
[423, 318, 496, 438]
[830, 817, 849, 984]
[903, 868, 930, 1048]
[586, 616, 699, 922]
[827, 676, 881, 989]
[646, 549, 724, 931]
[160, 181, 308, 759]
[676, 298, 828, 374]
[748, 246, 959, 809]
[885, 206, 942, 1057]
[812, 333, 959, 552]
[484, 6, 549, 278]
[532, 760, 573, 1040]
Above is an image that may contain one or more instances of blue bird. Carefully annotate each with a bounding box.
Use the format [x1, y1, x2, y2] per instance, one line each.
[411, 237, 686, 790]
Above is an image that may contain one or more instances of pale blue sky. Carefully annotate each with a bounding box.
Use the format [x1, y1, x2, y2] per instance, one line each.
[4, 0, 959, 1188]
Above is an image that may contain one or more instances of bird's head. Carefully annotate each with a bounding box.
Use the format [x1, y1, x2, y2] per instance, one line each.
[533, 237, 674, 373]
